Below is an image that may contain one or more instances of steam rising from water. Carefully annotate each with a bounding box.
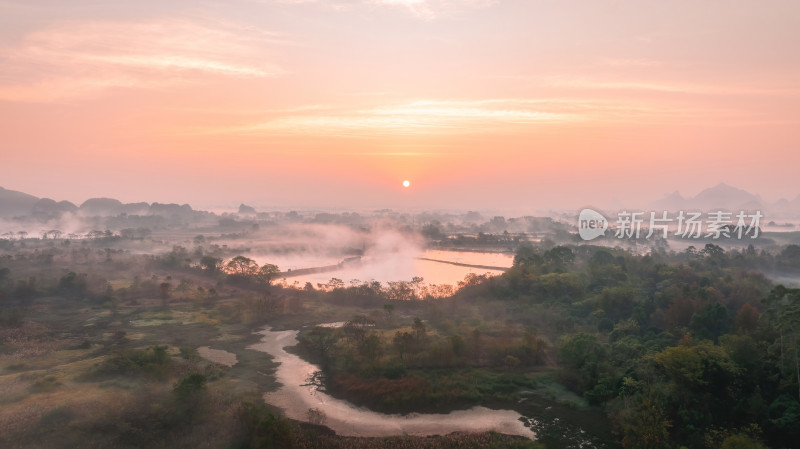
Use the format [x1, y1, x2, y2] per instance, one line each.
[248, 223, 425, 283]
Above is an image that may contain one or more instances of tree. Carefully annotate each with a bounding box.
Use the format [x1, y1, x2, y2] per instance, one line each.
[412, 317, 427, 343]
[767, 394, 800, 446]
[767, 288, 800, 400]
[619, 377, 640, 410]
[449, 334, 466, 359]
[58, 271, 87, 297]
[175, 279, 194, 299]
[383, 303, 395, 321]
[544, 246, 575, 272]
[513, 245, 542, 267]
[734, 303, 760, 334]
[359, 333, 383, 365]
[410, 276, 424, 296]
[421, 223, 444, 240]
[237, 403, 296, 449]
[256, 263, 280, 285]
[159, 282, 172, 307]
[653, 341, 741, 442]
[620, 399, 671, 449]
[719, 434, 768, 449]
[173, 373, 207, 401]
[343, 315, 374, 345]
[690, 302, 730, 343]
[200, 255, 221, 273]
[701, 243, 725, 258]
[302, 326, 338, 368]
[393, 331, 414, 362]
[598, 286, 640, 322]
[778, 245, 800, 269]
[471, 328, 482, 360]
[306, 407, 326, 425]
[519, 330, 548, 366]
[324, 278, 345, 290]
[387, 281, 414, 300]
[557, 333, 606, 393]
[225, 256, 259, 277]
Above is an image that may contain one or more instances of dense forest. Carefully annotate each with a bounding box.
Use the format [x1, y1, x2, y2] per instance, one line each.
[295, 243, 800, 449]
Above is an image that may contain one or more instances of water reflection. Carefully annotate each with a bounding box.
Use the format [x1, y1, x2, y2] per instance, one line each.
[263, 250, 513, 287]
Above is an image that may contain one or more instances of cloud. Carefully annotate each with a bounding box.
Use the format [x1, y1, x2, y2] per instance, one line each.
[0, 19, 286, 102]
[190, 93, 773, 140]
[201, 98, 576, 138]
[273, 0, 496, 19]
[597, 58, 663, 67]
[547, 78, 800, 97]
[370, 0, 436, 19]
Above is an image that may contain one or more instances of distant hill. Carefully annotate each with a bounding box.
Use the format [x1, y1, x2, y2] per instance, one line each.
[771, 195, 800, 217]
[691, 183, 762, 211]
[239, 203, 257, 215]
[644, 183, 800, 218]
[3, 183, 798, 221]
[0, 186, 40, 217]
[649, 190, 686, 211]
[80, 198, 124, 216]
[119, 202, 151, 215]
[0, 187, 202, 222]
[31, 198, 78, 219]
[650, 183, 765, 212]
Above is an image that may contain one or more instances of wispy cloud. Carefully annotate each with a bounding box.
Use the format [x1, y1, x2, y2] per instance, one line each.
[544, 77, 800, 97]
[273, 0, 496, 19]
[190, 94, 771, 139]
[0, 19, 286, 102]
[197, 99, 578, 138]
[597, 58, 663, 68]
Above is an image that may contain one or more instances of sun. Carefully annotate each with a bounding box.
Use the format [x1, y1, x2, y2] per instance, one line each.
[402, 180, 410, 188]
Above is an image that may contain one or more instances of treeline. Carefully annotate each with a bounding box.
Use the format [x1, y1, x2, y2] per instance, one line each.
[453, 243, 799, 449]
[0, 244, 297, 331]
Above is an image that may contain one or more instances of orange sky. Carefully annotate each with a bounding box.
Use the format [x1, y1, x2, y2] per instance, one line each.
[1, 0, 799, 211]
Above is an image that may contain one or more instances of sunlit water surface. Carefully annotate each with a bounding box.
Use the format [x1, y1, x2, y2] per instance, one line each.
[259, 250, 514, 287]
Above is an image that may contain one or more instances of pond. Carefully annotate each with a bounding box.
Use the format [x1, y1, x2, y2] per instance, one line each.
[266, 249, 514, 288]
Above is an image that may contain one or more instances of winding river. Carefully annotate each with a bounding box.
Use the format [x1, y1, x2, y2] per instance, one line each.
[247, 327, 535, 439]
